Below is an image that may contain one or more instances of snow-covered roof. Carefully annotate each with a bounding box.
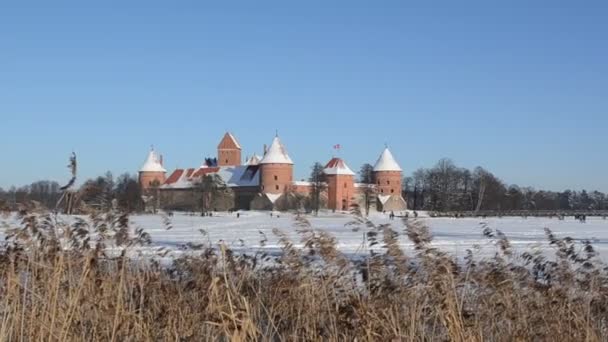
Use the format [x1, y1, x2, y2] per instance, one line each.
[140, 149, 167, 173]
[373, 147, 402, 172]
[323, 157, 355, 176]
[217, 165, 260, 187]
[259, 136, 293, 165]
[245, 154, 261, 166]
[161, 165, 260, 189]
[293, 180, 312, 186]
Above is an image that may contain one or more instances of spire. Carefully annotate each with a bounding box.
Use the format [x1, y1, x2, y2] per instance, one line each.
[218, 132, 242, 150]
[140, 148, 167, 173]
[373, 147, 402, 172]
[259, 136, 293, 164]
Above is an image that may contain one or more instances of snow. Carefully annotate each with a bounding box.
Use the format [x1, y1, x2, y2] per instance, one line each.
[259, 136, 293, 165]
[245, 154, 261, 166]
[373, 148, 401, 172]
[217, 166, 259, 187]
[377, 195, 391, 205]
[139, 149, 167, 173]
[265, 193, 282, 203]
[2, 212, 608, 262]
[324, 158, 356, 176]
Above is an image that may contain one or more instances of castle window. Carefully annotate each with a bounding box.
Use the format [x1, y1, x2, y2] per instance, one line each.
[387, 180, 390, 185]
[344, 183, 347, 188]
[391, 189, 394, 193]
[274, 175, 278, 181]
[275, 185, 279, 190]
[380, 189, 384, 193]
[225, 159, 228, 163]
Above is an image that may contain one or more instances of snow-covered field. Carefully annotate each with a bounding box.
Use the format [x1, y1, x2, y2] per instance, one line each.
[2, 211, 608, 261]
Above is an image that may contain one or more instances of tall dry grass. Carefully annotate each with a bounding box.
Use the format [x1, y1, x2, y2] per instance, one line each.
[0, 207, 607, 341]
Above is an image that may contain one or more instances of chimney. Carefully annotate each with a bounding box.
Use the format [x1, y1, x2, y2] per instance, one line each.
[263, 144, 268, 156]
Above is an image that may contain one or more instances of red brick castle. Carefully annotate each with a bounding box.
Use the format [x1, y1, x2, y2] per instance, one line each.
[139, 132, 406, 212]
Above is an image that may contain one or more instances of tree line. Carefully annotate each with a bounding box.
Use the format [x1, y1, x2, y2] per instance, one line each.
[401, 158, 607, 212]
[0, 172, 143, 213]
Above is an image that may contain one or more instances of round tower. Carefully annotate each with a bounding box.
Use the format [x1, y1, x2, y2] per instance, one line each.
[258, 136, 293, 194]
[373, 147, 402, 196]
[139, 148, 167, 192]
[324, 157, 355, 211]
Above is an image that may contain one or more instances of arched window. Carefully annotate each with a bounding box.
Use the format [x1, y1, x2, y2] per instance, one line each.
[344, 183, 347, 188]
[380, 189, 384, 193]
[275, 185, 279, 190]
[391, 189, 394, 193]
[274, 175, 278, 181]
[387, 180, 390, 185]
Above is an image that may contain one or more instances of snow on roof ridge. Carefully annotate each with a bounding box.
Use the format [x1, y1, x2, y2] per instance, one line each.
[373, 147, 402, 172]
[226, 132, 242, 149]
[323, 157, 355, 176]
[245, 154, 261, 166]
[259, 136, 293, 165]
[140, 149, 167, 173]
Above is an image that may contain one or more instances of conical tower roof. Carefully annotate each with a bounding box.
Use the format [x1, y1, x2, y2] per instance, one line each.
[373, 147, 402, 172]
[324, 157, 355, 176]
[259, 136, 293, 164]
[245, 154, 261, 166]
[140, 148, 167, 173]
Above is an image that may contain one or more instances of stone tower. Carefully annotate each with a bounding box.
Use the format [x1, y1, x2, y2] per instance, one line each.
[139, 148, 167, 192]
[324, 157, 355, 211]
[373, 147, 407, 211]
[217, 132, 242, 167]
[258, 136, 293, 194]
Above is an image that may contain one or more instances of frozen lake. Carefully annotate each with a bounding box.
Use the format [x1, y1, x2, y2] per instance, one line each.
[2, 211, 608, 261]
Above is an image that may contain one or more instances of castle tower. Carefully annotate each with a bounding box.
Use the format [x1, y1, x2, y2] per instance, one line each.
[373, 147, 407, 211]
[324, 157, 355, 211]
[139, 148, 167, 191]
[258, 136, 293, 194]
[217, 132, 242, 167]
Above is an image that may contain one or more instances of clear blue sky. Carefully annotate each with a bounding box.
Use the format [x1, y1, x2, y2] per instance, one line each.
[1, 1, 606, 191]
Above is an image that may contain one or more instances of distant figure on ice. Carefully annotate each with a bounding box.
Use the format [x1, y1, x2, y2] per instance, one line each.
[237, 212, 240, 218]
[389, 211, 395, 220]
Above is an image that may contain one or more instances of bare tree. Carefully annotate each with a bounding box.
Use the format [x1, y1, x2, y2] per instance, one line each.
[195, 174, 226, 215]
[358, 163, 375, 216]
[309, 162, 326, 215]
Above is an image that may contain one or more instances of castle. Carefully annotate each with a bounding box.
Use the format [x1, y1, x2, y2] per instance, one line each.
[138, 132, 407, 212]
